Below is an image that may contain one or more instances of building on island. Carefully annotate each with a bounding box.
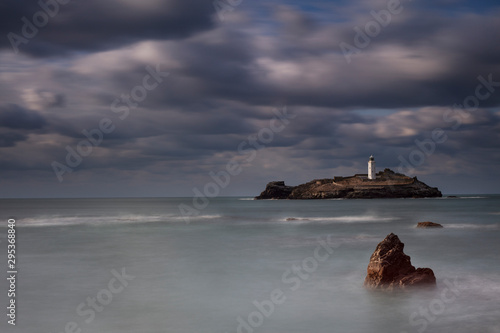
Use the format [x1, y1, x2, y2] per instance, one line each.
[334, 155, 377, 181]
[368, 155, 376, 180]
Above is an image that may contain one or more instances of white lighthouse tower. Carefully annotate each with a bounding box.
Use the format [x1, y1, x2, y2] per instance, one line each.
[368, 155, 376, 180]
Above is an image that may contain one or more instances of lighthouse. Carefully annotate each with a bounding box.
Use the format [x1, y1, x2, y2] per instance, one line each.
[368, 155, 376, 180]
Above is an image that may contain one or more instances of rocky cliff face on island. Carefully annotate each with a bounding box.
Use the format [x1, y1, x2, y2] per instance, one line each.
[255, 169, 442, 199]
[364, 233, 436, 290]
[416, 221, 444, 228]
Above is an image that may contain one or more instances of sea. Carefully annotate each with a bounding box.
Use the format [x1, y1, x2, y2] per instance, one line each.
[0, 195, 499, 333]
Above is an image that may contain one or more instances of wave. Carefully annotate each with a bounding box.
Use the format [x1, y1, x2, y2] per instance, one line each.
[445, 223, 499, 230]
[16, 214, 223, 227]
[281, 215, 397, 224]
[237, 198, 255, 200]
[439, 273, 500, 301]
[278, 233, 379, 248]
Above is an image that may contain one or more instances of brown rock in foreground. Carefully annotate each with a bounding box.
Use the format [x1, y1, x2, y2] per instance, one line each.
[364, 233, 436, 290]
[417, 221, 443, 228]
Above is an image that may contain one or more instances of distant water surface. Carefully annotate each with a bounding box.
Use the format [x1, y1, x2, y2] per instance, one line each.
[0, 195, 499, 333]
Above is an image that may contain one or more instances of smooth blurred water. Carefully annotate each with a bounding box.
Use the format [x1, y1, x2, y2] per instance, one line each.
[0, 196, 499, 333]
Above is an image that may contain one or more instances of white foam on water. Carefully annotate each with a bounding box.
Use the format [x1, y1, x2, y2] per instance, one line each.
[16, 214, 224, 227]
[17, 215, 164, 227]
[277, 233, 377, 249]
[281, 215, 397, 224]
[445, 223, 500, 230]
[441, 273, 500, 313]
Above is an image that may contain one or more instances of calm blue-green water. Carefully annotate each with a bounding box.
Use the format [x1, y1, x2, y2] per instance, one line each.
[0, 196, 499, 333]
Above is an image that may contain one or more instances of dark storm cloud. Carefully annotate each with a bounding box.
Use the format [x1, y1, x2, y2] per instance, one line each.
[0, 104, 46, 129]
[1, 0, 215, 56]
[0, 132, 27, 147]
[116, 4, 500, 111]
[1, 0, 500, 196]
[224, 4, 500, 109]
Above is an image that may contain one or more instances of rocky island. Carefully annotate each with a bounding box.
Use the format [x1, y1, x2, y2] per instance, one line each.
[255, 168, 442, 199]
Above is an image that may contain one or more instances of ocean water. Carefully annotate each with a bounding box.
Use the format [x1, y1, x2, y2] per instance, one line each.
[0, 196, 499, 333]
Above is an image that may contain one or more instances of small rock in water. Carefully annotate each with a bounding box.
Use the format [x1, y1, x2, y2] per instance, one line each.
[417, 221, 443, 228]
[364, 233, 436, 290]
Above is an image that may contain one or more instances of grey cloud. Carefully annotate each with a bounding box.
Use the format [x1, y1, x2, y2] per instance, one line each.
[15, 3, 500, 115]
[0, 104, 47, 129]
[274, 5, 318, 37]
[0, 131, 27, 147]
[1, 0, 215, 56]
[1, 0, 500, 196]
[22, 89, 65, 110]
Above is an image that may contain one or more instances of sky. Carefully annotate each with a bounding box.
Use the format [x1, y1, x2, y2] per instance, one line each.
[1, 0, 500, 198]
